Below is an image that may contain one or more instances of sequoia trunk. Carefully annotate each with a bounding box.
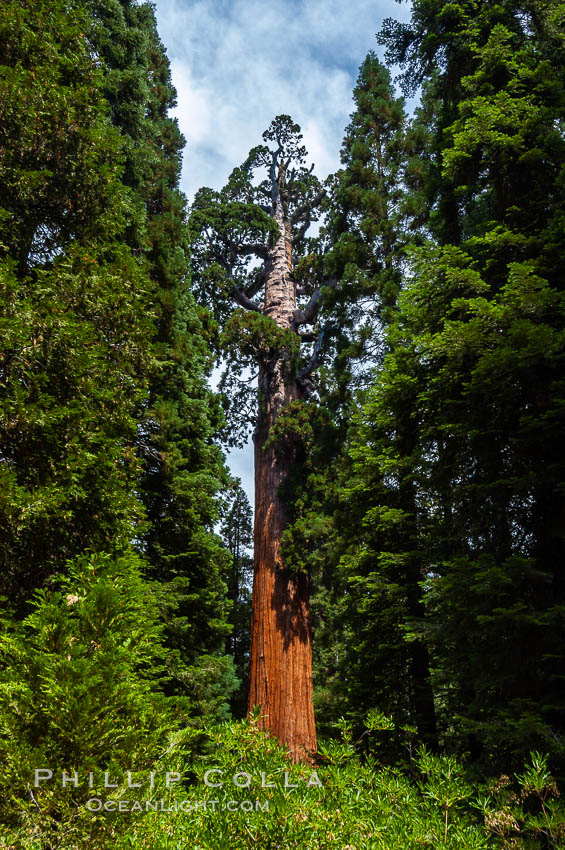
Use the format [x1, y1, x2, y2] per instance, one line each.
[247, 199, 317, 761]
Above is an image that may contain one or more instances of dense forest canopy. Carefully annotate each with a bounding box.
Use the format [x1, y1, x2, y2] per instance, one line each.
[1, 0, 564, 846]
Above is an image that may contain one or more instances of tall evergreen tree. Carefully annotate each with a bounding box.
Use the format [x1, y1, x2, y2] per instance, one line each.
[85, 0, 234, 706]
[190, 115, 338, 760]
[356, 0, 565, 770]
[0, 0, 152, 600]
[220, 481, 253, 717]
[329, 51, 408, 325]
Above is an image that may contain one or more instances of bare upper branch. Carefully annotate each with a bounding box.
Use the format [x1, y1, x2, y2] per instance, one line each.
[298, 323, 336, 381]
[290, 189, 325, 226]
[293, 279, 337, 326]
[229, 239, 269, 260]
[231, 286, 262, 313]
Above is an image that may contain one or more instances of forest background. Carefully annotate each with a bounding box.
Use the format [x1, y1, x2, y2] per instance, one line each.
[1, 0, 564, 847]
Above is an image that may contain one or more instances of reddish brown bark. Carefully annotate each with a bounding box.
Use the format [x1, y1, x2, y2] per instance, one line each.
[247, 199, 317, 762]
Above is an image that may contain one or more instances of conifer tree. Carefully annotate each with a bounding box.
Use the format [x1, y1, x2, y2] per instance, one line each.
[0, 0, 152, 600]
[329, 52, 407, 323]
[220, 481, 253, 717]
[363, 0, 565, 769]
[84, 0, 234, 701]
[190, 115, 335, 759]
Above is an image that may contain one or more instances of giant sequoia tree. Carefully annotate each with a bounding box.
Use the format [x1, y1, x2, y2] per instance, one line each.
[190, 116, 335, 759]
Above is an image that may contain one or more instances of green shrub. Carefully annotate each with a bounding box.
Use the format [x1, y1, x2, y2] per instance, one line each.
[0, 551, 180, 847]
[1, 667, 563, 850]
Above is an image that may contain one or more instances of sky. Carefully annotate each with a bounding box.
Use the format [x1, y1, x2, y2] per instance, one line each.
[152, 0, 412, 505]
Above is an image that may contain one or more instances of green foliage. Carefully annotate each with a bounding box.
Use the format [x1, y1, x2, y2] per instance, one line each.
[0, 247, 152, 597]
[220, 482, 253, 718]
[0, 0, 154, 600]
[0, 0, 128, 270]
[217, 311, 302, 449]
[0, 551, 180, 844]
[222, 310, 300, 374]
[264, 399, 315, 456]
[476, 753, 565, 848]
[189, 190, 279, 330]
[3, 715, 562, 848]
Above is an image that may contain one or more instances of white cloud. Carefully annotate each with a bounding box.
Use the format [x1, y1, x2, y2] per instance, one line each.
[226, 443, 255, 509]
[154, 0, 411, 200]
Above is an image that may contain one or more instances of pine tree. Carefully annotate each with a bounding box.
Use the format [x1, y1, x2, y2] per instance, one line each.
[366, 0, 565, 769]
[84, 0, 234, 706]
[0, 0, 152, 601]
[220, 481, 253, 717]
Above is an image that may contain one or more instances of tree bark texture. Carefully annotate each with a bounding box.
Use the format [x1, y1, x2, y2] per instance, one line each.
[247, 199, 317, 761]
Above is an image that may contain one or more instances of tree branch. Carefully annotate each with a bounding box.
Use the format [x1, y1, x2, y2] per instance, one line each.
[231, 286, 261, 312]
[298, 323, 336, 381]
[245, 269, 266, 299]
[228, 239, 269, 260]
[292, 219, 310, 249]
[293, 279, 337, 326]
[290, 189, 325, 226]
